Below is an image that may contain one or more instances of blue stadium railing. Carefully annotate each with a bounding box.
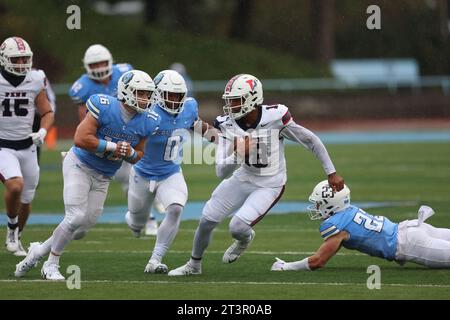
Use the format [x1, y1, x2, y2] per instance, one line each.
[52, 76, 450, 96]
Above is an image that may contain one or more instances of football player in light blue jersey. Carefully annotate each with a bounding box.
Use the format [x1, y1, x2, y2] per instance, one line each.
[15, 70, 161, 280]
[271, 180, 450, 272]
[68, 44, 159, 234]
[126, 69, 218, 274]
[68, 44, 132, 122]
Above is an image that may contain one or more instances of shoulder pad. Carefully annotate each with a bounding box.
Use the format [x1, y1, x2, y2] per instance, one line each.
[86, 94, 112, 120]
[114, 63, 133, 74]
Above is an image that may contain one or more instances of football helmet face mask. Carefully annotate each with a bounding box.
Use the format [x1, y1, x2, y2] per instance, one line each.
[153, 70, 187, 115]
[118, 70, 155, 113]
[307, 180, 351, 220]
[83, 44, 113, 80]
[0, 37, 33, 76]
[222, 74, 263, 120]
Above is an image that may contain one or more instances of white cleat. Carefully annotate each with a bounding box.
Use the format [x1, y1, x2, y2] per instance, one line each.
[41, 261, 65, 281]
[144, 259, 168, 274]
[271, 257, 287, 271]
[125, 211, 141, 238]
[223, 230, 255, 263]
[5, 227, 19, 253]
[144, 218, 158, 236]
[13, 239, 27, 257]
[15, 242, 42, 277]
[168, 262, 202, 276]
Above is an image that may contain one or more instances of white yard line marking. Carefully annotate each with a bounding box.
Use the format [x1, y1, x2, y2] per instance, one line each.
[1, 279, 449, 288]
[48, 250, 364, 256]
[19, 227, 320, 233]
[0, 249, 362, 255]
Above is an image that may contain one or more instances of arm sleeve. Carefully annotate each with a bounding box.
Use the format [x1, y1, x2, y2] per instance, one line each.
[215, 135, 239, 179]
[281, 121, 336, 175]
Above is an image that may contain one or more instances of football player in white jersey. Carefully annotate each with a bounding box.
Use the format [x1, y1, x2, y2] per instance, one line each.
[169, 74, 344, 276]
[0, 37, 54, 256]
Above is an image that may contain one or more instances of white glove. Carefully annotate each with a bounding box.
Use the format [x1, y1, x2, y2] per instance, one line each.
[271, 257, 287, 271]
[28, 128, 47, 146]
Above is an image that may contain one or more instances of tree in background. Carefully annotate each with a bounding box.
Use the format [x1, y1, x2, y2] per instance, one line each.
[310, 0, 335, 64]
[230, 0, 254, 40]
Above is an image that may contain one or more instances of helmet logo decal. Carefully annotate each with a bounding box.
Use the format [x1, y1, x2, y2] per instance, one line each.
[122, 72, 134, 85]
[225, 74, 241, 93]
[246, 79, 257, 91]
[154, 72, 164, 86]
[0, 42, 6, 51]
[13, 37, 26, 52]
[321, 186, 335, 198]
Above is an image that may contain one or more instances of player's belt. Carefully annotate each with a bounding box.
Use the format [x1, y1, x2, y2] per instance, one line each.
[0, 137, 33, 150]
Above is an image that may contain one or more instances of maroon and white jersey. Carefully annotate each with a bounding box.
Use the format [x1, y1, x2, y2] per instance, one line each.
[0, 69, 47, 140]
[214, 104, 336, 188]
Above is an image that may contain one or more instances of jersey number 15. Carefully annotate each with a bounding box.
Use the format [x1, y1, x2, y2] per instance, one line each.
[1, 98, 29, 117]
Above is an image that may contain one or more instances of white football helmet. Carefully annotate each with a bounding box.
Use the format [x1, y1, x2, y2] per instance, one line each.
[153, 70, 187, 114]
[83, 44, 113, 80]
[0, 37, 33, 76]
[118, 70, 155, 113]
[307, 180, 351, 220]
[222, 74, 263, 120]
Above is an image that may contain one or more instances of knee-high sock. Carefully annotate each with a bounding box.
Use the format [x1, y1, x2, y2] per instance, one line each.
[229, 215, 253, 242]
[191, 217, 219, 260]
[36, 235, 53, 257]
[150, 204, 183, 262]
[50, 219, 75, 256]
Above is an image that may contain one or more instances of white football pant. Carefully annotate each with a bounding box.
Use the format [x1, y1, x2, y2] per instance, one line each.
[0, 145, 39, 203]
[127, 167, 188, 230]
[62, 151, 110, 239]
[396, 220, 450, 268]
[202, 174, 285, 226]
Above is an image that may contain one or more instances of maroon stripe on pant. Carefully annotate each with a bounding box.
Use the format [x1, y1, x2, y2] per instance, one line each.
[250, 185, 285, 227]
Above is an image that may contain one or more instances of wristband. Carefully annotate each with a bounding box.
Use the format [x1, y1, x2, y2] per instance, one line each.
[106, 141, 117, 152]
[96, 139, 107, 153]
[126, 148, 138, 161]
[286, 257, 311, 271]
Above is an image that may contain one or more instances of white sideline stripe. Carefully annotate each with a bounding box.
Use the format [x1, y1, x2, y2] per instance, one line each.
[1, 279, 449, 288]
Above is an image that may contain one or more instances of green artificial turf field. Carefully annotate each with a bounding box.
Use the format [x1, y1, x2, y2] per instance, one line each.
[1, 142, 450, 299]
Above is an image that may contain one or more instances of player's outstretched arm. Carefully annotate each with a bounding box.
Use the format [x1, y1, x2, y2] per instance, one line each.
[281, 121, 345, 191]
[271, 231, 347, 271]
[192, 117, 219, 144]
